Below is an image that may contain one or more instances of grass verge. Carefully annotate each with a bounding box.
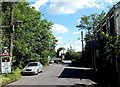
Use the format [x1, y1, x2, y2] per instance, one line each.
[1, 69, 22, 86]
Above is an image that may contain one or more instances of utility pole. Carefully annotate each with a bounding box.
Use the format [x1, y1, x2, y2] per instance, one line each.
[9, 2, 14, 58]
[0, 2, 2, 74]
[81, 31, 84, 52]
[0, 2, 2, 55]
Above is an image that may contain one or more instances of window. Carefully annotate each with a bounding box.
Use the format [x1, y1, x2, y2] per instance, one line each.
[28, 63, 38, 66]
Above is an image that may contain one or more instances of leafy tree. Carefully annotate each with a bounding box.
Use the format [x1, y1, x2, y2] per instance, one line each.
[77, 11, 106, 31]
[65, 50, 71, 60]
[77, 11, 106, 41]
[2, 2, 57, 69]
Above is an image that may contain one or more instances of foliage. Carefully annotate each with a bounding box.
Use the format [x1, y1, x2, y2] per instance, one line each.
[77, 11, 106, 31]
[2, 2, 57, 69]
[65, 49, 82, 66]
[77, 11, 106, 41]
[66, 49, 92, 67]
[101, 32, 120, 49]
[101, 32, 120, 62]
[65, 50, 72, 60]
[70, 52, 81, 66]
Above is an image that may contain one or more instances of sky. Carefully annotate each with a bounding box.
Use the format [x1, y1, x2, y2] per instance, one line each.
[26, 0, 119, 52]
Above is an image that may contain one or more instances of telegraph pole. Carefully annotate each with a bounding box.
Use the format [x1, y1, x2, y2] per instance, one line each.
[81, 31, 84, 52]
[0, 2, 2, 74]
[0, 2, 2, 54]
[9, 2, 14, 58]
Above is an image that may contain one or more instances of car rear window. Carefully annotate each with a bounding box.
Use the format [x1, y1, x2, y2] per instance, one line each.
[28, 63, 38, 66]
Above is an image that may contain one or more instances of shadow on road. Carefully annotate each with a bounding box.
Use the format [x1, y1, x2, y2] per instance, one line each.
[58, 61, 101, 87]
[58, 67, 99, 87]
[59, 61, 119, 87]
[59, 68, 91, 79]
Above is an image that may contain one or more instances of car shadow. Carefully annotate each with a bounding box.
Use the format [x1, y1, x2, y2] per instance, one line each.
[21, 74, 37, 76]
[21, 72, 37, 76]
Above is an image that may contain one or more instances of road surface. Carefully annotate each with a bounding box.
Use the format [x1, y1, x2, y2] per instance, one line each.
[7, 60, 97, 86]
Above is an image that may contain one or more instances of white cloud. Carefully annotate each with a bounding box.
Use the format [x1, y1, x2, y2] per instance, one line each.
[30, 0, 49, 11]
[73, 32, 80, 35]
[105, 0, 113, 3]
[48, 0, 103, 14]
[48, 2, 77, 14]
[29, 0, 119, 14]
[51, 24, 68, 33]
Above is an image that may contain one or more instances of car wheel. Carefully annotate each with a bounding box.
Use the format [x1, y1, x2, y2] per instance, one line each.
[36, 69, 39, 75]
[41, 69, 43, 73]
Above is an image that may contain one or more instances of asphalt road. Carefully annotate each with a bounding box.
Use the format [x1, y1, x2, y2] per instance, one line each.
[7, 60, 97, 86]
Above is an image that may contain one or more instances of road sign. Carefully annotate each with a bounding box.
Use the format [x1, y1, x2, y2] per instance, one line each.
[1, 56, 11, 73]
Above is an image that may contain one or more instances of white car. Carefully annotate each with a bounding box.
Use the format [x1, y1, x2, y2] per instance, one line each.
[22, 62, 43, 75]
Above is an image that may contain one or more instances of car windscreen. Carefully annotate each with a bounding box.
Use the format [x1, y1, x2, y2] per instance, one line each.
[27, 63, 38, 66]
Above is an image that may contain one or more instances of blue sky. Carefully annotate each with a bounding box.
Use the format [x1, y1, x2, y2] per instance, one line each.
[27, 0, 119, 52]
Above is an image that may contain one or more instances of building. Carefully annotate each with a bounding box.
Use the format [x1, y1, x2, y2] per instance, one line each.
[91, 1, 120, 87]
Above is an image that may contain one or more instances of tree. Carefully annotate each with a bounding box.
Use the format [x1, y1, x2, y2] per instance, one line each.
[77, 11, 106, 35]
[75, 11, 106, 67]
[77, 12, 106, 52]
[2, 2, 57, 69]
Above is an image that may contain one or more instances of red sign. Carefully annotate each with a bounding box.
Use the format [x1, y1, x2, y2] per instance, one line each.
[0, 54, 11, 56]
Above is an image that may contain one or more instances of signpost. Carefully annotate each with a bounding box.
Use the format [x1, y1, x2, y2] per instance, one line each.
[0, 48, 11, 73]
[1, 55, 11, 73]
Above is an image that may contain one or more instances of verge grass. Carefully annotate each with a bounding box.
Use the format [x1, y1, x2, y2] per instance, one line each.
[1, 69, 22, 86]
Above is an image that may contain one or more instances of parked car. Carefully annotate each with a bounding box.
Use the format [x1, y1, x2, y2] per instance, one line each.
[22, 62, 43, 75]
[49, 59, 54, 64]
